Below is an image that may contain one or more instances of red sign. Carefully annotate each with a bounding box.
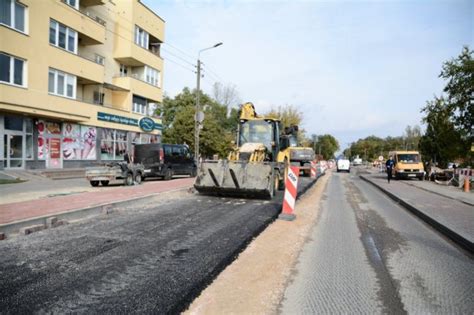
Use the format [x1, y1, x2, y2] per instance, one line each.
[49, 138, 61, 159]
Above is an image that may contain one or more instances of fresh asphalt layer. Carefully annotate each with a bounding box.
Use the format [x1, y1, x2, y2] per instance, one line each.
[281, 171, 473, 314]
[0, 177, 317, 313]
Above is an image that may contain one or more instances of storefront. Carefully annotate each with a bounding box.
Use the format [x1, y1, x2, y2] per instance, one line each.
[0, 113, 161, 170]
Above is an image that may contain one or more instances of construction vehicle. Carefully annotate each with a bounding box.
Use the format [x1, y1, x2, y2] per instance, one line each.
[194, 102, 291, 199]
[283, 125, 315, 177]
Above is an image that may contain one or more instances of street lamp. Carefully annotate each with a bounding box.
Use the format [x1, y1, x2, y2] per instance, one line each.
[195, 42, 223, 165]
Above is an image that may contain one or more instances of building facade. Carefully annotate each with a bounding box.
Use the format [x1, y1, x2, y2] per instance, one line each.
[0, 0, 164, 170]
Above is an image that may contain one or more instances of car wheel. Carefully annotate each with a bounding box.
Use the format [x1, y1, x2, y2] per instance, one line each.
[134, 173, 142, 185]
[100, 180, 109, 186]
[418, 176, 423, 181]
[190, 168, 197, 177]
[124, 172, 133, 186]
[164, 168, 173, 181]
[90, 180, 99, 187]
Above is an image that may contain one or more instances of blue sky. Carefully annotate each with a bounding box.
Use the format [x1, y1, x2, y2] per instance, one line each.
[144, 0, 473, 152]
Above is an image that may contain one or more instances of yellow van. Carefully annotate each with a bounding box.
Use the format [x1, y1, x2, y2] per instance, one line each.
[388, 150, 425, 180]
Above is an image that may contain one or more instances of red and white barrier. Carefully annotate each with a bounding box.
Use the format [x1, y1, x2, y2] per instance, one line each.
[310, 161, 317, 178]
[279, 166, 299, 221]
[456, 169, 473, 177]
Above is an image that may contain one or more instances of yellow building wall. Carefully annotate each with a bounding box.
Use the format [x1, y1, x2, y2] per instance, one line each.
[0, 0, 164, 134]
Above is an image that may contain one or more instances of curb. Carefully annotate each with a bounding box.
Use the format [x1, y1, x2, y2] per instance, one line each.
[360, 175, 473, 254]
[0, 186, 190, 239]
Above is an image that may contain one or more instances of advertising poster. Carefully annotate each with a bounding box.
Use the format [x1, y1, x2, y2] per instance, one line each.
[62, 124, 96, 160]
[37, 120, 47, 160]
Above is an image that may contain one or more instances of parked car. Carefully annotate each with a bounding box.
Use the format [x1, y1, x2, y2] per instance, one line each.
[337, 158, 351, 172]
[133, 143, 197, 180]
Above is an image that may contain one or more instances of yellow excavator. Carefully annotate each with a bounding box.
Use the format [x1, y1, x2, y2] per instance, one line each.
[283, 126, 315, 177]
[194, 102, 291, 199]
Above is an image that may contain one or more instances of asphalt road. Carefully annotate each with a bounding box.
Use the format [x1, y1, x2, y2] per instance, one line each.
[280, 169, 474, 314]
[0, 177, 316, 313]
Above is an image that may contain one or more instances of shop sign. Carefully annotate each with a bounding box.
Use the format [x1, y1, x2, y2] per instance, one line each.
[50, 138, 61, 159]
[97, 112, 162, 131]
[97, 112, 162, 132]
[97, 112, 139, 127]
[139, 117, 155, 132]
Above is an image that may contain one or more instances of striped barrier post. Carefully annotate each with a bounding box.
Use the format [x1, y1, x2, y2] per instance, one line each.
[456, 169, 473, 191]
[279, 166, 299, 221]
[310, 161, 317, 178]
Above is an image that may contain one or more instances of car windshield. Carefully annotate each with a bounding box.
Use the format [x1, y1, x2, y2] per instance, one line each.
[239, 120, 273, 149]
[397, 154, 420, 163]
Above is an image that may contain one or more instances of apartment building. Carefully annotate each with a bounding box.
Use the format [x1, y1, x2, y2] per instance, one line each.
[0, 0, 164, 170]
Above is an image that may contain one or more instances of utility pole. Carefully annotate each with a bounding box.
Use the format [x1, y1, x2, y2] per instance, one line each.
[195, 59, 201, 166]
[194, 42, 223, 166]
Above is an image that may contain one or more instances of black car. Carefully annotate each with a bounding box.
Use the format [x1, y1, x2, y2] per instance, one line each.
[133, 143, 197, 180]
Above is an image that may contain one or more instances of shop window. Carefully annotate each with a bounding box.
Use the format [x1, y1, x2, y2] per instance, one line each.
[100, 128, 128, 160]
[62, 123, 97, 160]
[4, 115, 23, 131]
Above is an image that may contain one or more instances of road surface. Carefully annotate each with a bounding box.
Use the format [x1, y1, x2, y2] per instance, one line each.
[281, 169, 473, 314]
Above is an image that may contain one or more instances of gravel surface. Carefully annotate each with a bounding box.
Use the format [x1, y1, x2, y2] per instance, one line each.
[0, 178, 315, 313]
[281, 170, 474, 314]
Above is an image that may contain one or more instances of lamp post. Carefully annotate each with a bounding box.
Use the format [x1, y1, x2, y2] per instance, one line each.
[195, 42, 223, 166]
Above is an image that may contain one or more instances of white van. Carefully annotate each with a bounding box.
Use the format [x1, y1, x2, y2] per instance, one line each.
[337, 158, 351, 172]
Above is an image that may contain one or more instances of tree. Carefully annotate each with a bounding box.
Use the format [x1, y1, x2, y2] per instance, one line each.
[403, 125, 422, 151]
[265, 105, 308, 144]
[162, 87, 234, 158]
[440, 46, 474, 137]
[212, 82, 241, 116]
[312, 134, 339, 160]
[420, 46, 473, 165]
[419, 97, 464, 167]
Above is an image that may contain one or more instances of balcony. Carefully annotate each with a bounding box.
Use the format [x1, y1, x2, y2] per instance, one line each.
[114, 40, 163, 70]
[80, 0, 106, 7]
[112, 74, 162, 103]
[48, 45, 104, 84]
[52, 0, 106, 44]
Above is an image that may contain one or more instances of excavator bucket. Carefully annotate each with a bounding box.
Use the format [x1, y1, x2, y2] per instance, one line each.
[194, 160, 276, 199]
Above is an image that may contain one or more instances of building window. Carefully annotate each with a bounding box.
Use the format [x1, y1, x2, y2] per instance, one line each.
[64, 0, 79, 9]
[134, 26, 149, 49]
[145, 66, 160, 87]
[48, 68, 76, 99]
[93, 91, 104, 105]
[0, 52, 25, 86]
[132, 95, 147, 115]
[119, 64, 128, 77]
[0, 0, 26, 33]
[100, 128, 127, 160]
[49, 19, 77, 54]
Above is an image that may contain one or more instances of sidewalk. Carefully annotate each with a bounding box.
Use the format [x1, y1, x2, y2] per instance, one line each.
[360, 173, 473, 253]
[0, 176, 195, 237]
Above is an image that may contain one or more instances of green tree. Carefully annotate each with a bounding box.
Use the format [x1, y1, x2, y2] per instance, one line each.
[162, 87, 234, 158]
[419, 97, 464, 167]
[265, 104, 308, 144]
[440, 46, 474, 136]
[420, 46, 473, 165]
[312, 134, 339, 160]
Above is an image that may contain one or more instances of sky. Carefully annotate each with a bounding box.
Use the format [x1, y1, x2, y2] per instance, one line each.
[144, 0, 473, 152]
